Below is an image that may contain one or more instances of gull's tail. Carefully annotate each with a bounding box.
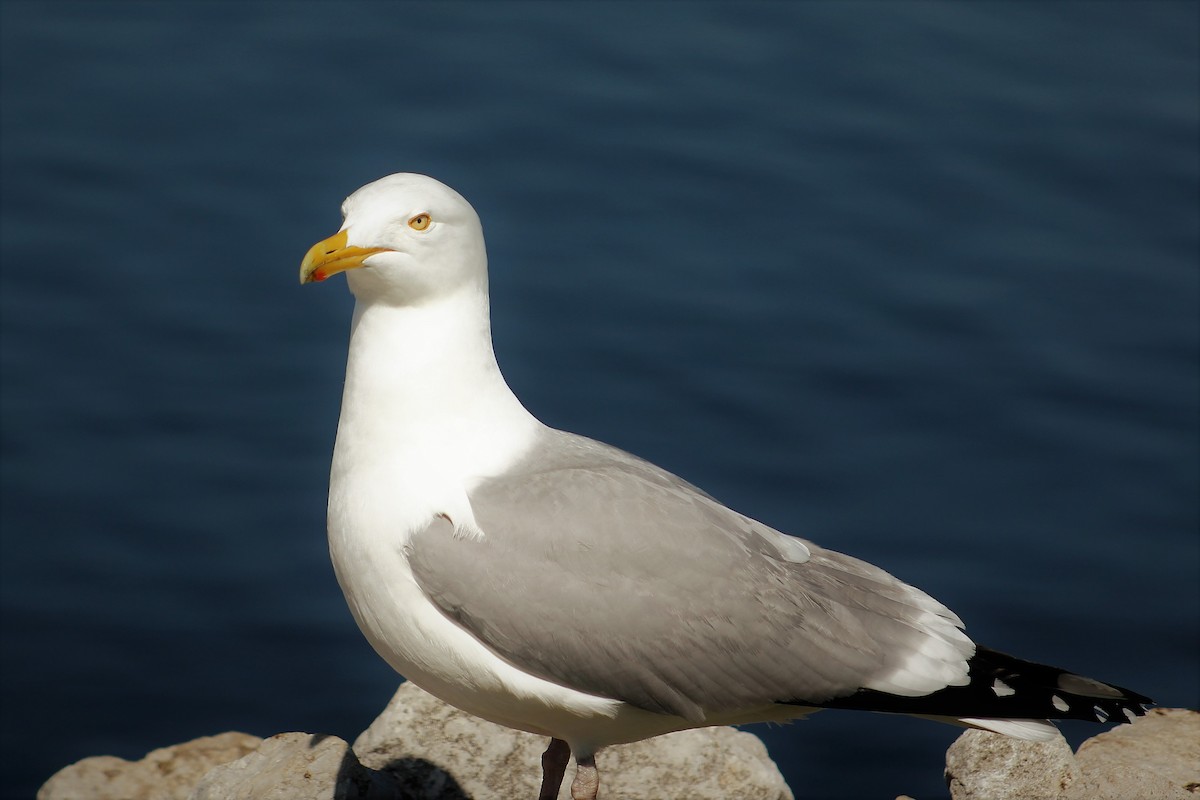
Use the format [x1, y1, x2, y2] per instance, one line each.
[814, 645, 1153, 740]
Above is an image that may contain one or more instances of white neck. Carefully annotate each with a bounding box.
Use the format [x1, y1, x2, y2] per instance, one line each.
[329, 285, 542, 534]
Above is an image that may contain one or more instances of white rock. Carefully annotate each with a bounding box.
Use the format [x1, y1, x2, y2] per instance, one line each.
[945, 729, 1078, 800]
[37, 731, 262, 800]
[1066, 708, 1199, 800]
[354, 681, 795, 800]
[188, 732, 402, 800]
[945, 708, 1200, 800]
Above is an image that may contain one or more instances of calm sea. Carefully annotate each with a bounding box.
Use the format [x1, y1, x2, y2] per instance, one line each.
[2, 3, 1196, 798]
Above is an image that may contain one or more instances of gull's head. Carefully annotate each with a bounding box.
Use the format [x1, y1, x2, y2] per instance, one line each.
[300, 173, 486, 305]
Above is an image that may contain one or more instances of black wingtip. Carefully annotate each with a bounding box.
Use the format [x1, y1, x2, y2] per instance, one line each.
[799, 644, 1153, 725]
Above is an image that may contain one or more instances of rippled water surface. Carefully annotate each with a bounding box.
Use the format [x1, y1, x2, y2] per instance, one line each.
[2, 3, 1197, 798]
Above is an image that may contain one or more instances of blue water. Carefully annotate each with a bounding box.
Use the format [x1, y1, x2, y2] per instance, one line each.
[2, 3, 1196, 798]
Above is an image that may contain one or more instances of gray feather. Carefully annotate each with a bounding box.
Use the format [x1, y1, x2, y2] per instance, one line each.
[408, 428, 959, 722]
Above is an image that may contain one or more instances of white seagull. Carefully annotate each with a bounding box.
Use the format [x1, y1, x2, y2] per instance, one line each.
[300, 173, 1150, 800]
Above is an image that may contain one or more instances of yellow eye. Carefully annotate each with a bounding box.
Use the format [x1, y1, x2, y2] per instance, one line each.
[408, 213, 431, 231]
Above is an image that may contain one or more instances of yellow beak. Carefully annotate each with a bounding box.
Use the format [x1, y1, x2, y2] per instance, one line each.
[299, 230, 389, 284]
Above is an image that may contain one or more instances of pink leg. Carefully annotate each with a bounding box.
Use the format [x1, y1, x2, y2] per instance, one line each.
[571, 753, 599, 800]
[538, 737, 571, 800]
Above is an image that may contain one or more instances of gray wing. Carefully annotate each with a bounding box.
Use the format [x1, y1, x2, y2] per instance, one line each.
[408, 429, 968, 723]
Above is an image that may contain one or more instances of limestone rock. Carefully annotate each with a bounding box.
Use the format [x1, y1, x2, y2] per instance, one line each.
[188, 732, 405, 800]
[1068, 708, 1200, 800]
[38, 684, 792, 800]
[353, 681, 794, 800]
[945, 729, 1078, 800]
[37, 731, 262, 800]
[946, 708, 1200, 800]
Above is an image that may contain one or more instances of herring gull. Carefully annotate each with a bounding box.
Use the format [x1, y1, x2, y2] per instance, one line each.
[299, 173, 1151, 800]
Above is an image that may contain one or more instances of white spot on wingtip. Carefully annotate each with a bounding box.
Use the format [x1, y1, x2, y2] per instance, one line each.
[992, 678, 1016, 697]
[1052, 694, 1069, 712]
[1123, 707, 1138, 723]
[1093, 705, 1109, 722]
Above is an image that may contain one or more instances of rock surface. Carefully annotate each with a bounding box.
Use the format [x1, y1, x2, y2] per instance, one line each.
[189, 732, 405, 800]
[38, 684, 792, 800]
[353, 681, 794, 800]
[945, 730, 1079, 800]
[946, 708, 1200, 800]
[1070, 708, 1200, 800]
[37, 731, 263, 800]
[39, 692, 1198, 800]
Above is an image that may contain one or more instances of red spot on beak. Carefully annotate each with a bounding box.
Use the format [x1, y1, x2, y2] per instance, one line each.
[312, 269, 328, 282]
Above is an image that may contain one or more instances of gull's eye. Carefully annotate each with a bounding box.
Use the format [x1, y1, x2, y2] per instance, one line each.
[408, 213, 431, 231]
